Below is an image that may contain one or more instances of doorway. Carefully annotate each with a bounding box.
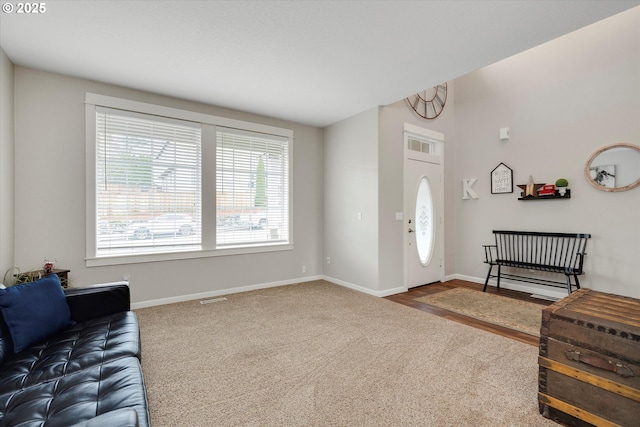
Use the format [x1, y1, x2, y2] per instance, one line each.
[404, 124, 444, 289]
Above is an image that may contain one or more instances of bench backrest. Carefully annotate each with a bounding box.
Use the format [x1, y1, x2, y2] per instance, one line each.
[493, 230, 591, 273]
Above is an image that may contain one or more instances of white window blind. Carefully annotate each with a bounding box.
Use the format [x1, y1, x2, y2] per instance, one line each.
[216, 127, 289, 247]
[95, 107, 202, 256]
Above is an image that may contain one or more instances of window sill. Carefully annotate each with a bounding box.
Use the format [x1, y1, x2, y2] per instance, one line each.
[86, 243, 294, 267]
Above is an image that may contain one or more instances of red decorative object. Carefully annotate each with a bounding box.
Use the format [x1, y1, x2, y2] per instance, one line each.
[43, 258, 56, 273]
[537, 184, 556, 196]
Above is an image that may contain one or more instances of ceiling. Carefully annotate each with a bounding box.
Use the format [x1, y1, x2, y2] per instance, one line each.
[1, 1, 638, 127]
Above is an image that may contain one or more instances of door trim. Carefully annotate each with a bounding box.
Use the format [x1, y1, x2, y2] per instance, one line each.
[403, 123, 445, 291]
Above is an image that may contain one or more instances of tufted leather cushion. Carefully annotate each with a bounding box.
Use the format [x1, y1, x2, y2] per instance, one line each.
[0, 356, 149, 427]
[0, 311, 140, 396]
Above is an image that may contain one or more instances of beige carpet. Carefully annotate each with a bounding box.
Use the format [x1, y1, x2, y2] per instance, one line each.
[136, 280, 555, 426]
[414, 288, 544, 337]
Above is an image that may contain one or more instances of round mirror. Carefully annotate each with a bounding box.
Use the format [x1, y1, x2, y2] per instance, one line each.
[584, 143, 640, 192]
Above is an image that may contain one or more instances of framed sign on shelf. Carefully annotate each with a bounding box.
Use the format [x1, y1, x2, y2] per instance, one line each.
[491, 163, 513, 194]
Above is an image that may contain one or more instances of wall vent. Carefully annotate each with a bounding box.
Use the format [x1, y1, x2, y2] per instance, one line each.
[408, 137, 432, 154]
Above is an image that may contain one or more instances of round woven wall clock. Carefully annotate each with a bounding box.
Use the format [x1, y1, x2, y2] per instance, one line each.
[406, 83, 447, 119]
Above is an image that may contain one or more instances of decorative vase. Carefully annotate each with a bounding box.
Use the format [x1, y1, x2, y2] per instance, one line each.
[558, 187, 567, 196]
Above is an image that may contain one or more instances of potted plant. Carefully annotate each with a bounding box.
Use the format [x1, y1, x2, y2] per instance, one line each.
[3, 267, 41, 286]
[555, 178, 569, 196]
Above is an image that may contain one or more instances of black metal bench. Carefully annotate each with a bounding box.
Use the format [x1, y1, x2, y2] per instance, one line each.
[483, 230, 591, 294]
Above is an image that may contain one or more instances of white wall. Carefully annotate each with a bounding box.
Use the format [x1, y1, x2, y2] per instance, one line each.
[13, 67, 324, 304]
[0, 48, 14, 280]
[323, 107, 380, 291]
[454, 7, 640, 298]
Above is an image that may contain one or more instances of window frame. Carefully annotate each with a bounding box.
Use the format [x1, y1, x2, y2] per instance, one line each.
[85, 93, 293, 267]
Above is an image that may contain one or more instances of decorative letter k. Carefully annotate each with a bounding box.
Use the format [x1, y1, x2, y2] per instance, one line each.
[462, 178, 479, 200]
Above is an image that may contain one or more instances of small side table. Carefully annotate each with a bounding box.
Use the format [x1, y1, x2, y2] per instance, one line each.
[39, 268, 70, 288]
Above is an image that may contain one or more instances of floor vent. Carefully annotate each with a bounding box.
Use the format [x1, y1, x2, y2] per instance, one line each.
[200, 297, 228, 305]
[530, 294, 560, 302]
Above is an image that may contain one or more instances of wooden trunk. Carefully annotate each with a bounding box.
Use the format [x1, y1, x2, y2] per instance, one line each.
[538, 288, 640, 427]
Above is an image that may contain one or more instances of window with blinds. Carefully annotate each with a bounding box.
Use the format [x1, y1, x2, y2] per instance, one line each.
[216, 127, 289, 247]
[95, 108, 202, 256]
[86, 93, 293, 265]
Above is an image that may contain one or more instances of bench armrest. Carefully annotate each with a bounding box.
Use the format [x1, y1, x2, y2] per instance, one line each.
[576, 252, 587, 273]
[483, 245, 497, 264]
[64, 284, 131, 323]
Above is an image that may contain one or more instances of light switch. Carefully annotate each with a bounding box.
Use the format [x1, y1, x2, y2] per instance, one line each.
[499, 127, 510, 141]
[395, 212, 404, 221]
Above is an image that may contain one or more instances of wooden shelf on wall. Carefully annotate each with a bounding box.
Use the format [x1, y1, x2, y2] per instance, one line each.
[518, 189, 571, 201]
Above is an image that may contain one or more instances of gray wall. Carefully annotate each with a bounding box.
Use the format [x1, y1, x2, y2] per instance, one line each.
[323, 107, 380, 291]
[12, 67, 324, 304]
[4, 7, 639, 301]
[322, 7, 639, 299]
[378, 86, 457, 292]
[453, 7, 640, 298]
[0, 48, 14, 279]
[322, 87, 457, 295]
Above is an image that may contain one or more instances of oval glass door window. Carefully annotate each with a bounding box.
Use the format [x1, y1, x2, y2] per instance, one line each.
[415, 177, 434, 265]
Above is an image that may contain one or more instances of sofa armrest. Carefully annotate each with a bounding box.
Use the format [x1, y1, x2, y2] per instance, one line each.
[65, 284, 131, 323]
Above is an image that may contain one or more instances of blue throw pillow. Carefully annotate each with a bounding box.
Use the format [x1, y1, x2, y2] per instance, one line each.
[0, 274, 73, 353]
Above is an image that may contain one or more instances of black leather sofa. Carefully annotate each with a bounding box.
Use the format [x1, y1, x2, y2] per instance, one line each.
[0, 282, 149, 427]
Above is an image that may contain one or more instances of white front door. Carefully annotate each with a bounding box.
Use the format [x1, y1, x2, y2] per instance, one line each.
[405, 155, 443, 288]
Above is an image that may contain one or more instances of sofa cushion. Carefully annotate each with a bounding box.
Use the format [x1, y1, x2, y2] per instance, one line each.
[0, 275, 72, 353]
[0, 356, 149, 427]
[0, 311, 140, 396]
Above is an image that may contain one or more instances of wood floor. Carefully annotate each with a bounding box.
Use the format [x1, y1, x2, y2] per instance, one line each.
[384, 279, 555, 346]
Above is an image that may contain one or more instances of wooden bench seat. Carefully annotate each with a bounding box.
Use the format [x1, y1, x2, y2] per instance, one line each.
[483, 230, 591, 294]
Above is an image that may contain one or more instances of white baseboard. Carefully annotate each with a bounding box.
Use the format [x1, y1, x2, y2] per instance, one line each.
[131, 272, 568, 310]
[322, 275, 406, 297]
[132, 275, 323, 309]
[442, 274, 457, 283]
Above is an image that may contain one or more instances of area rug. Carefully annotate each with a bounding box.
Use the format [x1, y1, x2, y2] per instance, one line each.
[414, 287, 544, 337]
